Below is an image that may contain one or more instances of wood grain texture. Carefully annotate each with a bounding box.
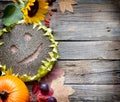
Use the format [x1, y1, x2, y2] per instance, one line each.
[69, 85, 120, 101]
[51, 3, 120, 22]
[56, 60, 120, 84]
[52, 22, 120, 41]
[51, 11, 120, 22]
[58, 41, 120, 60]
[51, 3, 120, 41]
[53, 3, 120, 13]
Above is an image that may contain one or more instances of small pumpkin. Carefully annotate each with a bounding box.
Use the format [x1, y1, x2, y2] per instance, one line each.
[0, 75, 29, 102]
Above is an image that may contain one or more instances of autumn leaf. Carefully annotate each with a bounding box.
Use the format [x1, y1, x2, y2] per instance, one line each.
[41, 67, 64, 85]
[58, 0, 77, 13]
[51, 74, 75, 102]
[32, 81, 39, 94]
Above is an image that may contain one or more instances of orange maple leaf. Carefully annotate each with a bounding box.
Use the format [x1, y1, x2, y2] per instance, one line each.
[51, 73, 75, 102]
[58, 0, 77, 13]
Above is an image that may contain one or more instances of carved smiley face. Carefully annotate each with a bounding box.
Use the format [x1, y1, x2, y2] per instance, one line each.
[0, 24, 52, 76]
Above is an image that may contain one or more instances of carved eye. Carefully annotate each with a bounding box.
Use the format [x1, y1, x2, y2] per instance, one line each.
[24, 33, 32, 41]
[10, 45, 18, 54]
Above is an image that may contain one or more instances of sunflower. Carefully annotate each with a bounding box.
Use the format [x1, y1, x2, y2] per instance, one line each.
[21, 0, 48, 23]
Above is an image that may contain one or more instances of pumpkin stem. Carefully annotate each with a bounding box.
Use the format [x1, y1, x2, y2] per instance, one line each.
[0, 91, 8, 101]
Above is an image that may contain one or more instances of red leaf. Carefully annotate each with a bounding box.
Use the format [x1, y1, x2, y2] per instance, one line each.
[32, 81, 40, 94]
[41, 67, 64, 85]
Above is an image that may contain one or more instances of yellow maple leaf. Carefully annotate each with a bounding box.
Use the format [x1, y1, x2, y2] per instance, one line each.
[58, 0, 77, 13]
[51, 73, 75, 102]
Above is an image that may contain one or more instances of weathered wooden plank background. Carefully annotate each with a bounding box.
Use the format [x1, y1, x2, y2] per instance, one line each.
[0, 0, 120, 102]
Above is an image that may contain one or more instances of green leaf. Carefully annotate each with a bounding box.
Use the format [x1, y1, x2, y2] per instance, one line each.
[2, 4, 23, 26]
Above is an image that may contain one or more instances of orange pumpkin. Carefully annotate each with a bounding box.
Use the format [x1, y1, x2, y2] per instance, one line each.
[0, 75, 29, 102]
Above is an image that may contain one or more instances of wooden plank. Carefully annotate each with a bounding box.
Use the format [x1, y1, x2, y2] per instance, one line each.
[54, 3, 120, 13]
[56, 60, 120, 84]
[51, 3, 120, 22]
[51, 12, 120, 22]
[52, 22, 120, 41]
[50, 3, 120, 41]
[75, 0, 116, 3]
[58, 41, 120, 60]
[64, 0, 114, 3]
[59, 0, 119, 4]
[59, 41, 120, 59]
[69, 85, 120, 101]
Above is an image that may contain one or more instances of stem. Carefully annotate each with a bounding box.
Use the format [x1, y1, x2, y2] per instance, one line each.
[0, 91, 8, 101]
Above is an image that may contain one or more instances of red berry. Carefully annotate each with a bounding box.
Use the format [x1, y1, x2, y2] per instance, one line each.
[45, 18, 50, 23]
[49, 11, 53, 16]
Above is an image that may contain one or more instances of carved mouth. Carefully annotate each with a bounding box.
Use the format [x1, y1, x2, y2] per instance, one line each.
[18, 43, 43, 64]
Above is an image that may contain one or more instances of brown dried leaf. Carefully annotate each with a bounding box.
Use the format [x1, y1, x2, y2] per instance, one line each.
[58, 0, 77, 13]
[66, 2, 73, 12]
[51, 75, 75, 102]
[70, 0, 78, 4]
[58, 1, 66, 13]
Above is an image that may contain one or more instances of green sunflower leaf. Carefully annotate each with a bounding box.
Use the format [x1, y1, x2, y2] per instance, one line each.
[2, 4, 23, 26]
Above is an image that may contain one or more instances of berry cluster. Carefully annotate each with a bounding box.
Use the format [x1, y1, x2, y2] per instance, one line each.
[45, 8, 57, 28]
[37, 82, 57, 102]
[45, 0, 57, 28]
